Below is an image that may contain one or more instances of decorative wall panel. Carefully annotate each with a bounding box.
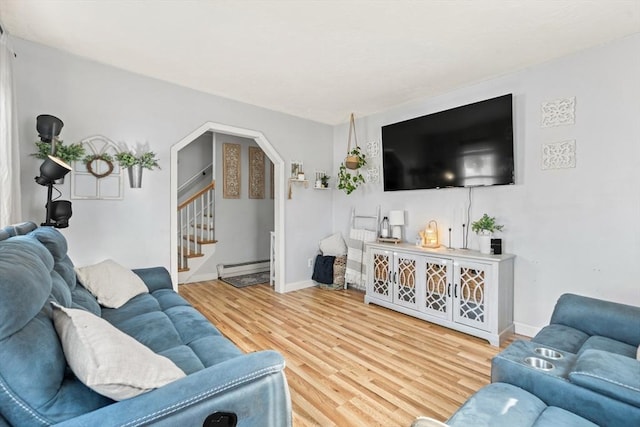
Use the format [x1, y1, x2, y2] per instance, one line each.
[542, 140, 576, 170]
[249, 146, 265, 199]
[541, 97, 575, 127]
[223, 143, 241, 199]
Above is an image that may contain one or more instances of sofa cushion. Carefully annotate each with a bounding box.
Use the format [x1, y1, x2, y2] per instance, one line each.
[0, 236, 53, 339]
[0, 236, 111, 426]
[30, 226, 77, 291]
[549, 294, 640, 347]
[75, 259, 148, 308]
[578, 335, 637, 358]
[102, 291, 243, 370]
[532, 407, 597, 426]
[52, 303, 186, 401]
[569, 349, 640, 407]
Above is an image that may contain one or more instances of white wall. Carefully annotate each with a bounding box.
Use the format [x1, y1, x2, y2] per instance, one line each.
[177, 131, 212, 192]
[332, 34, 640, 334]
[13, 37, 334, 286]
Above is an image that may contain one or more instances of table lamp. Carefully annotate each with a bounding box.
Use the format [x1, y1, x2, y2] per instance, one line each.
[388, 210, 405, 240]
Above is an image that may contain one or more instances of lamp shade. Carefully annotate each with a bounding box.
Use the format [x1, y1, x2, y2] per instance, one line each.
[388, 210, 405, 226]
[36, 114, 64, 143]
[35, 155, 72, 185]
[49, 200, 72, 228]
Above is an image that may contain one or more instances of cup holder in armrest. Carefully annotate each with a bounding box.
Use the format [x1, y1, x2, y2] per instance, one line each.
[524, 357, 555, 371]
[534, 347, 563, 360]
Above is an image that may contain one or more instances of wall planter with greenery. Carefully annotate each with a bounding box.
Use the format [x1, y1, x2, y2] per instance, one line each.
[115, 151, 160, 188]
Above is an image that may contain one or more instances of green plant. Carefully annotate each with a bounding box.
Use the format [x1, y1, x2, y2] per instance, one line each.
[471, 213, 504, 234]
[344, 146, 367, 169]
[32, 140, 86, 164]
[114, 151, 160, 170]
[337, 148, 368, 195]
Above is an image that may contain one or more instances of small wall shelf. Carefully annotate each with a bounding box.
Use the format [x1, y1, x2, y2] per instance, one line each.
[287, 178, 308, 199]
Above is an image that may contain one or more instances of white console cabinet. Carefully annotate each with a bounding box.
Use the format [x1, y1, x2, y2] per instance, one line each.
[365, 242, 514, 346]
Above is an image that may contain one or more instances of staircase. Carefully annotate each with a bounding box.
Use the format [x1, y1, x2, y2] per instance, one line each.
[178, 181, 217, 283]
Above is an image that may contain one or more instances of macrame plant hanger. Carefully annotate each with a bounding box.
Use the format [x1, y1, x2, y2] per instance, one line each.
[345, 113, 361, 170]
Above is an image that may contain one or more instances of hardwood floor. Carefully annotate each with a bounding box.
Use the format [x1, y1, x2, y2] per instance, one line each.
[179, 281, 517, 427]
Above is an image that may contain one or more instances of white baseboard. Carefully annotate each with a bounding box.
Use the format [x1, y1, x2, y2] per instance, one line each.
[218, 261, 270, 278]
[514, 322, 540, 338]
[284, 279, 316, 293]
[182, 272, 219, 284]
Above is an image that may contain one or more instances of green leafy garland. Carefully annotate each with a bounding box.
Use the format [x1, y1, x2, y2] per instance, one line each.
[32, 140, 86, 164]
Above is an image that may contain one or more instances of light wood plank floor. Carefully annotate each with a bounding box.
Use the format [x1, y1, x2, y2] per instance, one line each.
[180, 281, 518, 427]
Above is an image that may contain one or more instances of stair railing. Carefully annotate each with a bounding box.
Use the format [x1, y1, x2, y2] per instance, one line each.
[177, 181, 215, 270]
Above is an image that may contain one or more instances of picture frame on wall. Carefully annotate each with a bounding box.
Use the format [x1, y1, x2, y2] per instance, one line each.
[290, 161, 303, 179]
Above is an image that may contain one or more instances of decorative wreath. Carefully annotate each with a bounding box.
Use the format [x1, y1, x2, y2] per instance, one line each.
[84, 154, 114, 179]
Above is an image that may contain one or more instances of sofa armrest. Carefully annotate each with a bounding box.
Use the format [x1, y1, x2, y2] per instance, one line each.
[133, 267, 173, 292]
[53, 350, 291, 427]
[569, 349, 640, 407]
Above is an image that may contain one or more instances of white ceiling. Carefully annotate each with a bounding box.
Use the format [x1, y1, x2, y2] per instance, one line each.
[1, 1, 639, 124]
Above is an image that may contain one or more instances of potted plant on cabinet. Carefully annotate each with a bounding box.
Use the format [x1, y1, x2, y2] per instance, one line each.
[115, 150, 160, 188]
[471, 213, 504, 254]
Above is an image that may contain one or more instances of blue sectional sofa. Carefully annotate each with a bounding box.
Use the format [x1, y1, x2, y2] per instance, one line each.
[492, 293, 640, 427]
[413, 293, 639, 427]
[0, 222, 291, 426]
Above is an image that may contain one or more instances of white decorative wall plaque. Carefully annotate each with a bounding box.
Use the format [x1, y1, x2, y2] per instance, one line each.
[541, 97, 575, 127]
[366, 140, 380, 158]
[542, 140, 576, 170]
[367, 166, 380, 183]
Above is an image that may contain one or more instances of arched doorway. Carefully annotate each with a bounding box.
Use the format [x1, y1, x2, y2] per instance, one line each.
[170, 122, 285, 293]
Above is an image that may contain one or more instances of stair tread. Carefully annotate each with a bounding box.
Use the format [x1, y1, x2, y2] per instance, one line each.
[194, 224, 214, 230]
[183, 235, 218, 244]
[178, 267, 190, 272]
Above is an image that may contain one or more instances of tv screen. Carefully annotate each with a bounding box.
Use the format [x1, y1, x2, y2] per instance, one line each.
[382, 94, 514, 191]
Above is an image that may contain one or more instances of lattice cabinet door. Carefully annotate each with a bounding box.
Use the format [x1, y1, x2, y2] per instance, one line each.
[392, 252, 421, 310]
[421, 256, 453, 320]
[453, 260, 491, 331]
[367, 248, 393, 302]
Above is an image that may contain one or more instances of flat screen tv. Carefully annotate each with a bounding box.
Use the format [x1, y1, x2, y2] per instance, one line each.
[382, 94, 514, 191]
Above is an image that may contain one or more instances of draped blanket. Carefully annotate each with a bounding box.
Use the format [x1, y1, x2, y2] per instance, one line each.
[345, 228, 377, 290]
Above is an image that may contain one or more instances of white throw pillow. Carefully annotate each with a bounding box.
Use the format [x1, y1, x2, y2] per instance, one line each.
[51, 303, 185, 400]
[75, 259, 148, 308]
[319, 232, 347, 256]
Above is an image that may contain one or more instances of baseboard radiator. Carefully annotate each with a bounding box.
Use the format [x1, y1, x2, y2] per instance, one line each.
[217, 260, 270, 278]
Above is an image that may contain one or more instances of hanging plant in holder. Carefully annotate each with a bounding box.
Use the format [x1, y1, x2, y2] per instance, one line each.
[115, 150, 160, 188]
[337, 113, 367, 194]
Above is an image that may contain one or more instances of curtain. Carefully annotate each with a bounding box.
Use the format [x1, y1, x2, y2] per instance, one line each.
[0, 32, 21, 226]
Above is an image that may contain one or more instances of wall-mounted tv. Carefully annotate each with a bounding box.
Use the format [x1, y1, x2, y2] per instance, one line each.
[381, 94, 514, 191]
